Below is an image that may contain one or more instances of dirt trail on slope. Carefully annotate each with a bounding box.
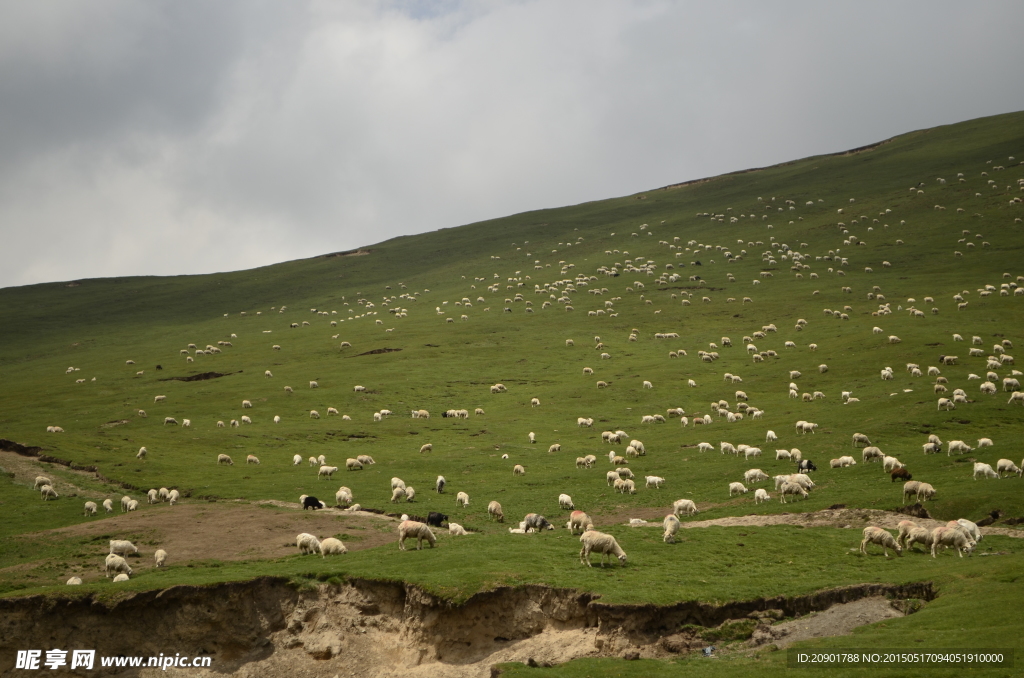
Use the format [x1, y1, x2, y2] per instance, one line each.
[601, 506, 1024, 539]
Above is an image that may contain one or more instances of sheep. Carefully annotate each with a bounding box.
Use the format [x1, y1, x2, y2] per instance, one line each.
[567, 510, 593, 534]
[102, 498, 113, 513]
[947, 440, 972, 456]
[997, 459, 1022, 477]
[744, 469, 769, 484]
[779, 482, 808, 503]
[147, 488, 159, 504]
[852, 433, 872, 447]
[558, 493, 575, 509]
[660, 514, 682, 543]
[776, 449, 792, 461]
[672, 498, 698, 516]
[882, 456, 905, 472]
[645, 475, 665, 489]
[917, 482, 937, 502]
[977, 437, 994, 448]
[579, 530, 627, 567]
[456, 491, 470, 507]
[320, 537, 348, 557]
[296, 533, 322, 555]
[37, 485, 58, 501]
[246, 454, 261, 465]
[67, 577, 83, 585]
[109, 539, 139, 557]
[860, 526, 902, 557]
[519, 513, 553, 533]
[754, 488, 770, 504]
[81, 500, 98, 516]
[105, 554, 133, 579]
[954, 518, 983, 543]
[930, 526, 975, 558]
[1010, 391, 1024, 405]
[163, 417, 178, 426]
[390, 486, 407, 503]
[33, 476, 52, 491]
[513, 464, 526, 476]
[152, 549, 168, 567]
[728, 482, 749, 497]
[126, 499, 139, 512]
[577, 417, 594, 428]
[973, 462, 998, 480]
[310, 381, 319, 389]
[862, 446, 884, 463]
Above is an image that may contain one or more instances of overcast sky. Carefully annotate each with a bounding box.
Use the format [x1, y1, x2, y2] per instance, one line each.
[1, 0, 1023, 289]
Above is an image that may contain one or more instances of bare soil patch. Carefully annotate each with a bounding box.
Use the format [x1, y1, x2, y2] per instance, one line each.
[598, 506, 1024, 539]
[10, 502, 396, 582]
[748, 596, 903, 649]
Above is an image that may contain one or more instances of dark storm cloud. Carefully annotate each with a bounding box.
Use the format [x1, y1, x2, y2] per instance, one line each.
[0, 0, 1022, 288]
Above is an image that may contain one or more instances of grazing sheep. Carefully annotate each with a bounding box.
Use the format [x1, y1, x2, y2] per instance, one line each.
[947, 440, 972, 456]
[109, 539, 139, 557]
[754, 488, 770, 504]
[779, 481, 808, 503]
[524, 513, 555, 531]
[320, 537, 348, 557]
[860, 527, 902, 557]
[390, 486, 407, 503]
[728, 482, 749, 496]
[579, 530, 627, 567]
[996, 459, 1022, 477]
[744, 469, 769, 484]
[154, 549, 167, 567]
[310, 410, 320, 419]
[105, 554, 133, 579]
[344, 458, 363, 472]
[456, 491, 470, 507]
[33, 476, 52, 490]
[246, 454, 260, 465]
[882, 456, 904, 472]
[862, 446, 884, 463]
[419, 443, 433, 454]
[917, 482, 937, 502]
[973, 462, 998, 480]
[558, 493, 575, 509]
[488, 501, 505, 522]
[672, 498, 699, 517]
[513, 464, 526, 476]
[567, 510, 593, 534]
[435, 475, 447, 493]
[891, 467, 913, 483]
[296, 533, 321, 555]
[102, 498, 113, 513]
[67, 577, 83, 585]
[163, 417, 178, 425]
[776, 449, 792, 461]
[645, 475, 665, 489]
[663, 514, 681, 543]
[83, 501, 98, 516]
[930, 526, 975, 558]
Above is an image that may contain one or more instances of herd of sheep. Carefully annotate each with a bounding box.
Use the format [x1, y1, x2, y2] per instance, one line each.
[34, 155, 1024, 584]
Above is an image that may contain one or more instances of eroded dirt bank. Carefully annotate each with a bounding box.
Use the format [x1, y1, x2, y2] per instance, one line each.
[0, 577, 933, 677]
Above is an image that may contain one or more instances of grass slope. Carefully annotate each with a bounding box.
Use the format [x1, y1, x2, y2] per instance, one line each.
[1, 110, 1023, 672]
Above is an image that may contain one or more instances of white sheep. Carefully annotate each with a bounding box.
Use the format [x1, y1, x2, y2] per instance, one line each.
[558, 493, 574, 509]
[344, 459, 362, 471]
[67, 577, 83, 585]
[448, 523, 470, 536]
[996, 459, 1022, 477]
[109, 540, 139, 557]
[579, 530, 627, 567]
[154, 549, 167, 567]
[247, 454, 261, 465]
[779, 482, 808, 503]
[398, 520, 436, 550]
[729, 482, 749, 496]
[947, 440, 972, 456]
[930, 525, 975, 558]
[754, 488, 770, 504]
[456, 491, 470, 507]
[860, 526, 902, 557]
[488, 500, 505, 522]
[319, 537, 348, 557]
[663, 514, 681, 543]
[102, 498, 113, 513]
[744, 469, 769, 484]
[40, 485, 59, 500]
[296, 533, 321, 555]
[973, 462, 998, 480]
[105, 554, 133, 578]
[513, 464, 526, 476]
[673, 498, 698, 517]
[645, 475, 665, 489]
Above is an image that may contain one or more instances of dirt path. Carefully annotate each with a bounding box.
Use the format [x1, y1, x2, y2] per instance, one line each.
[607, 506, 1024, 539]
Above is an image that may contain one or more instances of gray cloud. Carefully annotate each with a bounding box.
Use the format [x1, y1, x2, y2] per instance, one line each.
[1, 0, 1023, 288]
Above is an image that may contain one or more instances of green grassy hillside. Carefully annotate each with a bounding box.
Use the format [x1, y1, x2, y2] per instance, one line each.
[1, 110, 1023, 673]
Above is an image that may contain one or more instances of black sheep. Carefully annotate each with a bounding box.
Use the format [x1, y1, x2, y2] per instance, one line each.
[797, 459, 817, 472]
[302, 496, 324, 510]
[426, 511, 448, 527]
[891, 467, 913, 483]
